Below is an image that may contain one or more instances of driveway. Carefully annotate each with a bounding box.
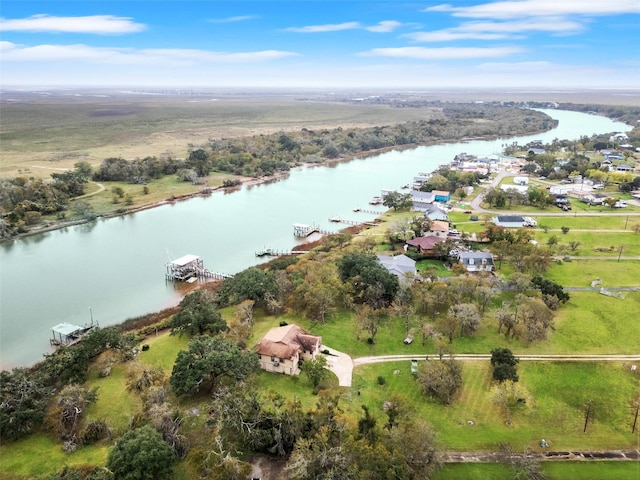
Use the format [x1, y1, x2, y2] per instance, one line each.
[322, 346, 354, 387]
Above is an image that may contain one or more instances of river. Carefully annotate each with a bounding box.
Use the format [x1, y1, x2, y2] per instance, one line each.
[0, 109, 632, 368]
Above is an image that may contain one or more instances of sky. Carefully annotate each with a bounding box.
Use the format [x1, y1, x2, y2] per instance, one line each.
[0, 0, 639, 89]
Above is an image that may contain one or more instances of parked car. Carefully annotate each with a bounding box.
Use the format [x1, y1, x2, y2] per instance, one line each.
[593, 184, 605, 190]
[448, 229, 461, 236]
[614, 201, 627, 208]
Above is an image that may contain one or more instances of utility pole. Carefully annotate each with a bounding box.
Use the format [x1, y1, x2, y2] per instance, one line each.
[617, 245, 624, 262]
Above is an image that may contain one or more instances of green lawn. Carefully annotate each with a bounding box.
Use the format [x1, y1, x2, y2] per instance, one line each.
[352, 361, 639, 452]
[534, 231, 640, 258]
[546, 259, 640, 287]
[0, 433, 108, 478]
[534, 215, 634, 230]
[434, 462, 640, 480]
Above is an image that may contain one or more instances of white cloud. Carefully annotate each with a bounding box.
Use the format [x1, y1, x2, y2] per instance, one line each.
[366, 21, 402, 33]
[208, 15, 257, 23]
[0, 14, 146, 34]
[0, 42, 298, 65]
[426, 0, 640, 19]
[406, 17, 584, 42]
[362, 46, 522, 59]
[283, 22, 360, 33]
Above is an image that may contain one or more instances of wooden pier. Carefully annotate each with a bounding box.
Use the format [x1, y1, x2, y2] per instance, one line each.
[328, 217, 364, 226]
[166, 254, 232, 282]
[256, 248, 307, 257]
[353, 207, 385, 215]
[293, 223, 319, 237]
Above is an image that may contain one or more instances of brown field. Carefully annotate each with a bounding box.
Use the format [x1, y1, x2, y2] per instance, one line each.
[2, 87, 638, 179]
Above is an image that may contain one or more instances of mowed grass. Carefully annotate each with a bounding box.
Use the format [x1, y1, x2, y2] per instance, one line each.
[546, 259, 640, 286]
[434, 462, 639, 480]
[534, 215, 635, 230]
[534, 231, 640, 257]
[351, 361, 639, 451]
[548, 291, 640, 354]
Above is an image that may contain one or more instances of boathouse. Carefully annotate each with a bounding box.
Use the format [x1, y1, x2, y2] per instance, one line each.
[50, 322, 86, 346]
[166, 254, 204, 282]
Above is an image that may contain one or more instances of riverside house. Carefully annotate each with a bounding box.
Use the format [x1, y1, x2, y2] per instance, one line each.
[255, 325, 322, 376]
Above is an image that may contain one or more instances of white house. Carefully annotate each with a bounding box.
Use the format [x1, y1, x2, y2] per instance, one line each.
[458, 251, 495, 272]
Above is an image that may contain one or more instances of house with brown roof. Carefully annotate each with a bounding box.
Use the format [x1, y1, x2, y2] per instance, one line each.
[405, 235, 447, 256]
[255, 324, 322, 376]
[429, 220, 450, 237]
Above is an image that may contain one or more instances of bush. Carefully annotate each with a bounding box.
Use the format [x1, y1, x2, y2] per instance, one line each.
[377, 376, 386, 386]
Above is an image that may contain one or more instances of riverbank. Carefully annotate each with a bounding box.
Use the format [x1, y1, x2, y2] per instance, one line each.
[1, 114, 560, 244]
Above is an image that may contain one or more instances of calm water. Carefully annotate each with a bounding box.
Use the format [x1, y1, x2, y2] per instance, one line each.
[0, 109, 631, 368]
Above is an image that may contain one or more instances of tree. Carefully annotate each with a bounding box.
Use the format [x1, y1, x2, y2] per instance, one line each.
[292, 260, 342, 323]
[0, 368, 53, 441]
[448, 303, 481, 338]
[497, 443, 546, 480]
[416, 357, 463, 405]
[496, 307, 517, 338]
[338, 252, 399, 308]
[301, 355, 329, 391]
[518, 297, 554, 343]
[382, 191, 412, 211]
[49, 384, 98, 442]
[354, 304, 385, 344]
[170, 336, 259, 396]
[490, 348, 519, 383]
[171, 290, 227, 337]
[214, 267, 277, 308]
[106, 425, 175, 480]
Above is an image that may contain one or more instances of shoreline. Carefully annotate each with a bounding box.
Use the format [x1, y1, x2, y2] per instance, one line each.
[0, 114, 563, 244]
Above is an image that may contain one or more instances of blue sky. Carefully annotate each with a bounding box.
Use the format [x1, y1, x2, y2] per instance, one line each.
[1, 0, 638, 89]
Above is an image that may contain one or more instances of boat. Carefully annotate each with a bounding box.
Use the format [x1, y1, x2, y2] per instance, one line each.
[329, 216, 341, 222]
[369, 196, 382, 205]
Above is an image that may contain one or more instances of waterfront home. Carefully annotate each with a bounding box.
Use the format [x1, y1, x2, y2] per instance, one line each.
[424, 204, 449, 222]
[410, 190, 435, 212]
[432, 190, 451, 203]
[255, 324, 322, 376]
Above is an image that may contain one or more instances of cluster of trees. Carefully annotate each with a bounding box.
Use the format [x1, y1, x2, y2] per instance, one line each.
[0, 327, 135, 443]
[209, 387, 441, 479]
[93, 156, 186, 184]
[195, 104, 555, 178]
[0, 162, 91, 236]
[418, 167, 486, 194]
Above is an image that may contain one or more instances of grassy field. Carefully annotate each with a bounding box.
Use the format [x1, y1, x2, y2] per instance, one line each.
[353, 361, 639, 451]
[434, 462, 640, 480]
[1, 95, 439, 179]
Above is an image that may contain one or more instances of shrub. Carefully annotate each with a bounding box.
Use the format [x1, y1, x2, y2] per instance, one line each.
[377, 376, 386, 386]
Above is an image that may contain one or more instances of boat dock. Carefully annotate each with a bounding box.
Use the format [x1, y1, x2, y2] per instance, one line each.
[166, 254, 232, 282]
[293, 223, 319, 237]
[50, 321, 95, 347]
[353, 207, 385, 215]
[255, 248, 307, 257]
